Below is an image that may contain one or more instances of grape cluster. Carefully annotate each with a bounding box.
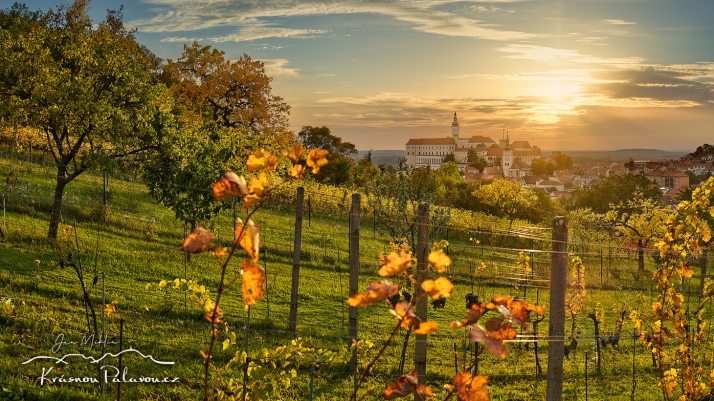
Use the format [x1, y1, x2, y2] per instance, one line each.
[431, 296, 446, 309]
[465, 293, 479, 309]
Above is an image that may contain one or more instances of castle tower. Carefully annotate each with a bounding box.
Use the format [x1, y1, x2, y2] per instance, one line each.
[451, 112, 459, 143]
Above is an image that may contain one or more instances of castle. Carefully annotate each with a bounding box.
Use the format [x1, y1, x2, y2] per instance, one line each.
[404, 113, 542, 178]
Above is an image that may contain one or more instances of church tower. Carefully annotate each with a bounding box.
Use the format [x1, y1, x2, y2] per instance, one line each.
[451, 112, 459, 143]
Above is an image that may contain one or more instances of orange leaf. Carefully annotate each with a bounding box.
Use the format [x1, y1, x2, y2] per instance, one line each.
[283, 141, 305, 163]
[414, 320, 438, 335]
[417, 385, 436, 399]
[391, 302, 421, 329]
[103, 303, 114, 315]
[383, 370, 418, 399]
[347, 280, 398, 307]
[451, 304, 488, 329]
[241, 260, 266, 309]
[454, 373, 490, 401]
[428, 250, 451, 273]
[235, 218, 261, 261]
[211, 247, 229, 257]
[508, 300, 545, 328]
[378, 251, 413, 277]
[180, 228, 213, 254]
[421, 277, 454, 299]
[246, 149, 278, 172]
[212, 172, 248, 201]
[243, 173, 268, 209]
[289, 164, 306, 179]
[306, 149, 329, 174]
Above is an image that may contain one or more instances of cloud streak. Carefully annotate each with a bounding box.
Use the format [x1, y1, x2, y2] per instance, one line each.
[130, 0, 541, 41]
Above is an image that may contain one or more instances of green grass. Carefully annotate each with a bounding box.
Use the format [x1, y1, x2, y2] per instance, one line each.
[0, 153, 704, 401]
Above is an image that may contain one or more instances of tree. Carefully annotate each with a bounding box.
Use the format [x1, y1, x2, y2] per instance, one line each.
[568, 173, 663, 213]
[472, 179, 539, 228]
[443, 152, 456, 163]
[595, 196, 670, 270]
[467, 149, 487, 172]
[160, 42, 291, 136]
[530, 158, 550, 175]
[0, 1, 167, 238]
[553, 153, 573, 170]
[298, 126, 357, 186]
[684, 170, 702, 186]
[351, 151, 381, 188]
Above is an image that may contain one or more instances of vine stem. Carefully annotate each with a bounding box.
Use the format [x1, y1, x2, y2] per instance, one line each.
[350, 320, 403, 401]
[202, 189, 273, 401]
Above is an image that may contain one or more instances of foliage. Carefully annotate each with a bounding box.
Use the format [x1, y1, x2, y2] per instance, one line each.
[297, 126, 357, 186]
[0, 0, 167, 238]
[472, 179, 539, 228]
[632, 176, 714, 400]
[529, 158, 553, 176]
[350, 151, 381, 188]
[594, 196, 670, 270]
[568, 174, 663, 213]
[160, 42, 291, 136]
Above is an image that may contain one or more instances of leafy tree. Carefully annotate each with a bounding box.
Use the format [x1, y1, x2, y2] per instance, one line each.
[472, 179, 539, 228]
[298, 126, 357, 186]
[467, 149, 488, 172]
[160, 42, 291, 136]
[569, 173, 663, 213]
[0, 1, 167, 238]
[530, 158, 551, 175]
[595, 196, 670, 270]
[684, 170, 702, 186]
[443, 152, 456, 163]
[553, 153, 573, 170]
[351, 151, 381, 188]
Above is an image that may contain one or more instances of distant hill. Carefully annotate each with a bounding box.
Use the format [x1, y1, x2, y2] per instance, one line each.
[354, 150, 404, 167]
[551, 149, 687, 163]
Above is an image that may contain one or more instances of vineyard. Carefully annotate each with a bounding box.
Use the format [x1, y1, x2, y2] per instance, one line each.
[1, 150, 711, 401]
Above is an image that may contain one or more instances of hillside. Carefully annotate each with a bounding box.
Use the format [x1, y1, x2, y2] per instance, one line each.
[555, 148, 687, 163]
[354, 150, 403, 167]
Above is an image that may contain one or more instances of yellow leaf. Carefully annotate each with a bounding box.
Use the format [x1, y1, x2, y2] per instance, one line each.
[347, 281, 398, 307]
[378, 251, 412, 277]
[306, 149, 329, 174]
[428, 250, 451, 272]
[241, 260, 266, 308]
[413, 321, 438, 335]
[235, 218, 261, 261]
[246, 149, 278, 172]
[421, 277, 454, 299]
[222, 338, 230, 351]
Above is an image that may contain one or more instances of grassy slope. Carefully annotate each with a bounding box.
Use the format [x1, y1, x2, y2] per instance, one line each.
[0, 154, 689, 400]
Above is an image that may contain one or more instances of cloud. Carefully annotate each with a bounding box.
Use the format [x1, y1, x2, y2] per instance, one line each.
[210, 27, 328, 42]
[129, 0, 540, 41]
[605, 19, 636, 25]
[261, 59, 300, 77]
[471, 5, 515, 13]
[159, 36, 204, 43]
[497, 44, 643, 65]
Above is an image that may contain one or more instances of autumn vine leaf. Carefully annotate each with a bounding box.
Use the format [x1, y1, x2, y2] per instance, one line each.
[390, 302, 438, 334]
[306, 149, 329, 174]
[246, 149, 278, 172]
[212, 172, 249, 201]
[283, 141, 305, 163]
[383, 371, 436, 399]
[378, 251, 413, 277]
[181, 227, 213, 254]
[427, 250, 451, 273]
[235, 218, 261, 261]
[289, 164, 306, 179]
[346, 281, 398, 307]
[421, 277, 454, 299]
[240, 260, 266, 309]
[244, 173, 268, 209]
[451, 372, 490, 401]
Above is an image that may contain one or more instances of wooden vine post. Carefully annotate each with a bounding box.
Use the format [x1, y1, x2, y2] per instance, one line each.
[414, 202, 429, 394]
[348, 193, 361, 373]
[289, 187, 304, 332]
[546, 216, 568, 401]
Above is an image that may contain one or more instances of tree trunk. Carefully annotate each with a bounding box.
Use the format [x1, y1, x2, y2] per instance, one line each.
[637, 239, 645, 271]
[48, 167, 68, 239]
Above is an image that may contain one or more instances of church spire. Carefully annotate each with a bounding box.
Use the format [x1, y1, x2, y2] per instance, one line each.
[452, 112, 459, 126]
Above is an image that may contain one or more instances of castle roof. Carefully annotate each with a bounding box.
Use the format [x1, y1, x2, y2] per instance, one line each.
[510, 140, 531, 149]
[468, 135, 496, 144]
[405, 138, 455, 145]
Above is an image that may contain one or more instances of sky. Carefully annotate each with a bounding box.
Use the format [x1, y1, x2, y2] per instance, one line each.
[20, 0, 714, 151]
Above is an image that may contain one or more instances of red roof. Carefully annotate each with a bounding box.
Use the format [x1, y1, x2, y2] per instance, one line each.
[406, 138, 455, 145]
